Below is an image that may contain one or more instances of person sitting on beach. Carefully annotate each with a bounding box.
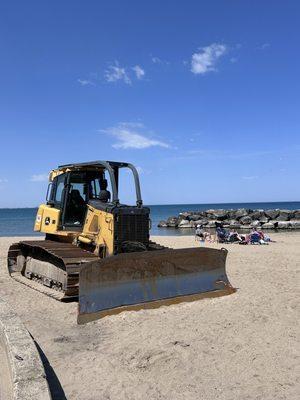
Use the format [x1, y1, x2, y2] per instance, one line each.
[195, 225, 212, 242]
[216, 224, 229, 243]
[228, 229, 243, 243]
[249, 228, 264, 244]
[256, 228, 272, 244]
[195, 225, 204, 241]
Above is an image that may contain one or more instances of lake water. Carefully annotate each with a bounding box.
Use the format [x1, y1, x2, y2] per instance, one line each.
[0, 201, 299, 237]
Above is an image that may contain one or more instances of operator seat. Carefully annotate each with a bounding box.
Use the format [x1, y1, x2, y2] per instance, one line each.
[66, 189, 86, 224]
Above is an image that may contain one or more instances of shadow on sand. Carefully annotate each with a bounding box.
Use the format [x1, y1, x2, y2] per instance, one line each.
[33, 338, 67, 400]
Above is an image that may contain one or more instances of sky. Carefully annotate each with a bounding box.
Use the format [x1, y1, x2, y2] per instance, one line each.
[0, 0, 299, 207]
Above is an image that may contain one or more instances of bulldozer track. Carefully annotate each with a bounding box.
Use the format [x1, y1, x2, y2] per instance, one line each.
[10, 271, 67, 301]
[7, 240, 99, 301]
[7, 239, 169, 302]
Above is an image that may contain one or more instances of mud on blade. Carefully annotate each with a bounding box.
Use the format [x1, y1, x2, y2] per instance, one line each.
[78, 247, 235, 324]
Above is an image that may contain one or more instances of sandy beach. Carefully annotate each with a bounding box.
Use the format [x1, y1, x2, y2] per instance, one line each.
[0, 233, 299, 400]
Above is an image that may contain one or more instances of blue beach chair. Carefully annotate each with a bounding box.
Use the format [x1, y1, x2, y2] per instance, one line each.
[250, 233, 261, 244]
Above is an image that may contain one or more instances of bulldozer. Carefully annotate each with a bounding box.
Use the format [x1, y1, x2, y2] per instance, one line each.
[7, 160, 235, 324]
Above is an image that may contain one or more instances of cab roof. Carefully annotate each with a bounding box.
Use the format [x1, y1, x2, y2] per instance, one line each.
[58, 160, 131, 170]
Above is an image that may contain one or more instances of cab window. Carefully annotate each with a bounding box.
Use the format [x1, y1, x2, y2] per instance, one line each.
[53, 173, 66, 207]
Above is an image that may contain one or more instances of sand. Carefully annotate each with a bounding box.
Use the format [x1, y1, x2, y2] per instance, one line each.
[0, 233, 299, 400]
[0, 343, 12, 400]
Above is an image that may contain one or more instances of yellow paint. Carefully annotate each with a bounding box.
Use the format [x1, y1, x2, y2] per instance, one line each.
[38, 163, 115, 256]
[34, 205, 44, 231]
[78, 235, 92, 244]
[49, 166, 104, 182]
[34, 204, 61, 233]
[49, 169, 67, 181]
[37, 202, 115, 257]
[82, 206, 114, 256]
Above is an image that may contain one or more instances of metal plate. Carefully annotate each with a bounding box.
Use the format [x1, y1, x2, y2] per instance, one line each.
[78, 247, 236, 324]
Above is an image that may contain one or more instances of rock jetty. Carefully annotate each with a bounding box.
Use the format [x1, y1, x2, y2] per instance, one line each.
[157, 209, 300, 230]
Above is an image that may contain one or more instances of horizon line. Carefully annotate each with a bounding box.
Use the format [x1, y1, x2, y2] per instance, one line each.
[0, 200, 300, 210]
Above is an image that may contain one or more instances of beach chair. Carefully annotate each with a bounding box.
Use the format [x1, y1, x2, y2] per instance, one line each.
[250, 233, 261, 245]
[216, 227, 229, 243]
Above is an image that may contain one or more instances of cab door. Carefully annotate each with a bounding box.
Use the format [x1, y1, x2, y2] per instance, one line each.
[34, 172, 67, 233]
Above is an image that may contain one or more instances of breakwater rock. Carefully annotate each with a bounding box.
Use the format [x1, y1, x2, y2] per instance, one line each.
[157, 209, 300, 230]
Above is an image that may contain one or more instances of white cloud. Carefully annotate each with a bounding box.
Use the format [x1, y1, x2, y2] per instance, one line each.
[77, 79, 94, 86]
[150, 55, 169, 65]
[151, 56, 162, 64]
[104, 62, 131, 84]
[191, 43, 227, 75]
[257, 43, 270, 50]
[101, 122, 170, 150]
[30, 174, 49, 182]
[242, 176, 258, 180]
[132, 65, 145, 79]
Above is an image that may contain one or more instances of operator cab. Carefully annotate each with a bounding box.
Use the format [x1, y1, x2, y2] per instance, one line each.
[47, 161, 143, 230]
[48, 169, 111, 228]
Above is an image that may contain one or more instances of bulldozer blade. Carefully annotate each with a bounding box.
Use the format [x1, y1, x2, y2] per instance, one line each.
[78, 247, 236, 324]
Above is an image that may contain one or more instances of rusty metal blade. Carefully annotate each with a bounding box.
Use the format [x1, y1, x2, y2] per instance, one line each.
[78, 247, 235, 324]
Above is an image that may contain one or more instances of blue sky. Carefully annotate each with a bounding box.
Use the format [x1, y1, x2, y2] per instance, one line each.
[0, 0, 299, 207]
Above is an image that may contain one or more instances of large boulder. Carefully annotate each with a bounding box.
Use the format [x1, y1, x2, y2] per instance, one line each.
[212, 210, 228, 220]
[227, 209, 238, 219]
[250, 210, 265, 220]
[277, 221, 291, 229]
[228, 221, 241, 229]
[206, 220, 217, 228]
[205, 210, 216, 219]
[265, 209, 280, 219]
[194, 219, 209, 226]
[261, 219, 278, 229]
[178, 219, 193, 228]
[188, 214, 202, 221]
[290, 220, 300, 228]
[221, 219, 231, 226]
[167, 216, 178, 227]
[251, 220, 261, 228]
[240, 215, 252, 225]
[195, 211, 206, 217]
[235, 208, 249, 219]
[157, 220, 168, 227]
[177, 214, 186, 223]
[290, 210, 300, 220]
[189, 220, 200, 228]
[276, 210, 291, 221]
[179, 212, 190, 218]
[259, 215, 269, 223]
[205, 209, 217, 215]
[261, 221, 276, 229]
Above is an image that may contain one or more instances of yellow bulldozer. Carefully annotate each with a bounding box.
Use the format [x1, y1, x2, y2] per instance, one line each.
[7, 161, 235, 323]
